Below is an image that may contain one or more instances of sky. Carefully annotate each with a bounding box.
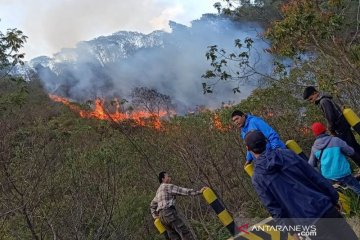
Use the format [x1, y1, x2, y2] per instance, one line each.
[0, 0, 219, 60]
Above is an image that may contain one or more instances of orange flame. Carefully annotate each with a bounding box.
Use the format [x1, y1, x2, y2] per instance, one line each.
[49, 94, 166, 129]
[299, 126, 311, 135]
[212, 113, 230, 132]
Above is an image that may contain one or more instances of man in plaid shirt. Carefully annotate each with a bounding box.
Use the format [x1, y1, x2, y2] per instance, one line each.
[150, 171, 206, 240]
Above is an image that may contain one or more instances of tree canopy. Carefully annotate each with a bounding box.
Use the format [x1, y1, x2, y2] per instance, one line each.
[0, 22, 27, 78]
[204, 0, 360, 109]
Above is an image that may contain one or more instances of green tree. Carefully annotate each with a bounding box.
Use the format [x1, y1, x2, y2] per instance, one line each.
[202, 1, 287, 94]
[215, 0, 285, 27]
[205, 0, 360, 110]
[266, 0, 360, 108]
[0, 21, 27, 79]
[202, 38, 279, 94]
[0, 21, 28, 111]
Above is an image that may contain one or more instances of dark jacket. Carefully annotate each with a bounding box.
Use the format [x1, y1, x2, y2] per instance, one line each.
[252, 148, 338, 226]
[315, 94, 349, 133]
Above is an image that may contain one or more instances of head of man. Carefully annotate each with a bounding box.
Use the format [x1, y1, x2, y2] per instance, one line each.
[245, 130, 267, 158]
[303, 86, 320, 103]
[231, 110, 246, 128]
[311, 122, 327, 137]
[158, 171, 171, 184]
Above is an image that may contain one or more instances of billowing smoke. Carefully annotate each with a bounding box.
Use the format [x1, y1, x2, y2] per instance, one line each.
[32, 14, 272, 113]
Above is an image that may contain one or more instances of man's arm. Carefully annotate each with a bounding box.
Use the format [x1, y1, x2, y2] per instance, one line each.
[308, 147, 319, 168]
[241, 130, 254, 163]
[252, 118, 285, 149]
[246, 151, 254, 163]
[169, 184, 201, 196]
[320, 99, 339, 133]
[150, 197, 159, 219]
[337, 137, 355, 156]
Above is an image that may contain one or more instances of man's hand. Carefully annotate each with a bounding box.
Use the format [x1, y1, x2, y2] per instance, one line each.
[200, 187, 207, 193]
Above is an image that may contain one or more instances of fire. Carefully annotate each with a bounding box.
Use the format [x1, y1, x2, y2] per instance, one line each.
[49, 94, 83, 113]
[212, 113, 230, 131]
[49, 94, 167, 129]
[299, 126, 311, 135]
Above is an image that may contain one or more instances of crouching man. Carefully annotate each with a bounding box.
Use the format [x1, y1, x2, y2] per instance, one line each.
[309, 122, 360, 196]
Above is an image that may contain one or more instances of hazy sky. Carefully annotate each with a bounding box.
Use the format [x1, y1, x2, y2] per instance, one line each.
[0, 0, 219, 60]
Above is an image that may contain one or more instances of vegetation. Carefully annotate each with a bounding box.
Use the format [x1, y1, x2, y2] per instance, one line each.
[1, 77, 359, 239]
[0, 78, 262, 239]
[206, 0, 360, 109]
[0, 23, 27, 79]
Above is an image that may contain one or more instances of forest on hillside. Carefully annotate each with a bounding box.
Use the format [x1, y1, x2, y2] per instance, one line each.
[1, 0, 360, 239]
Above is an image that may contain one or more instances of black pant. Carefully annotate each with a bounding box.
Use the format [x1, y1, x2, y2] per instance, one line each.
[336, 127, 360, 167]
[312, 207, 358, 240]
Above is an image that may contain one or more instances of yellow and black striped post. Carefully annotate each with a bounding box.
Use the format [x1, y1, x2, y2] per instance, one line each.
[154, 218, 170, 239]
[338, 191, 351, 216]
[244, 163, 254, 177]
[202, 187, 237, 236]
[343, 108, 360, 135]
[332, 185, 351, 217]
[286, 140, 308, 160]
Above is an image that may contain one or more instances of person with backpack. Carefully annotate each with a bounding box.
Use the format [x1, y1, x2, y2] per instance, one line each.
[309, 122, 360, 196]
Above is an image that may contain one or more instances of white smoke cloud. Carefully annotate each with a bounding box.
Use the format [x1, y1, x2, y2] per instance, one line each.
[0, 0, 219, 59]
[34, 16, 271, 111]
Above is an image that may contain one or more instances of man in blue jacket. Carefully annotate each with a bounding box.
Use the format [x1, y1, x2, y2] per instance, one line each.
[245, 130, 358, 240]
[309, 122, 360, 195]
[231, 110, 286, 165]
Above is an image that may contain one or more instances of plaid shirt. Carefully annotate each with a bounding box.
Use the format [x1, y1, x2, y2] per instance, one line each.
[150, 183, 201, 218]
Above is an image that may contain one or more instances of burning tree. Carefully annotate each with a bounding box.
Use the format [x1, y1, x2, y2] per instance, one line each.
[130, 87, 174, 116]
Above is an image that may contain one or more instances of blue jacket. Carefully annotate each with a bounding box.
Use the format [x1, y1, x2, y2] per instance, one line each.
[309, 134, 354, 180]
[252, 149, 338, 226]
[240, 114, 285, 162]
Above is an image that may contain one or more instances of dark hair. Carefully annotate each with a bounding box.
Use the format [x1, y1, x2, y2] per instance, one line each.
[245, 131, 267, 154]
[158, 171, 167, 183]
[231, 110, 244, 118]
[303, 86, 318, 100]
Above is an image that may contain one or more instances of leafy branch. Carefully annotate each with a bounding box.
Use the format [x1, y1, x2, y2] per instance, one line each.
[0, 24, 28, 80]
[202, 37, 278, 94]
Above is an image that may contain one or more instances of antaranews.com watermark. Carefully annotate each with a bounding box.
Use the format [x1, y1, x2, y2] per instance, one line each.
[251, 224, 317, 237]
[237, 223, 317, 237]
